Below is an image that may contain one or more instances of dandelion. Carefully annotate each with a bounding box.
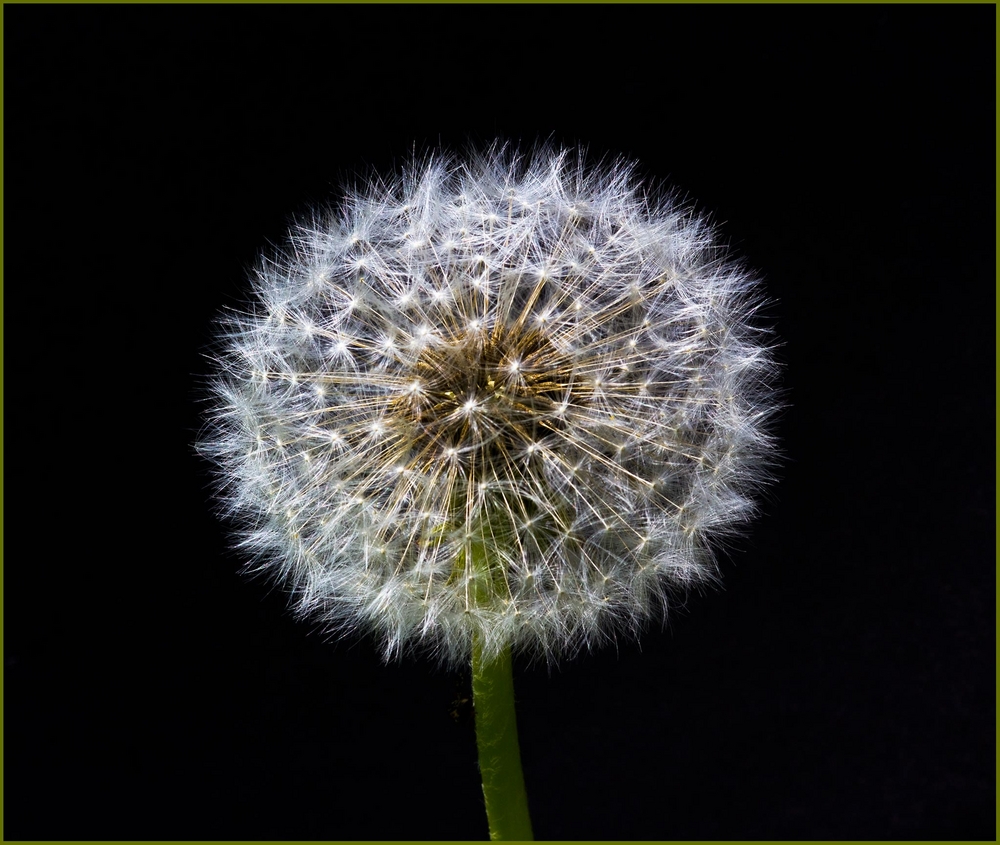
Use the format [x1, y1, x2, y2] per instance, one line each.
[201, 143, 777, 839]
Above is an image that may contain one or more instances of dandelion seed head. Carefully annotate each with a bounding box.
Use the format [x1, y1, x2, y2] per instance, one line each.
[201, 143, 778, 667]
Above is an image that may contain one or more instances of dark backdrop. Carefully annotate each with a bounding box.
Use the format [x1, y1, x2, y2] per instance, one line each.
[5, 5, 994, 841]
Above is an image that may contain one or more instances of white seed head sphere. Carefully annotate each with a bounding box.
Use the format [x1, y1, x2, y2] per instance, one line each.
[203, 145, 778, 667]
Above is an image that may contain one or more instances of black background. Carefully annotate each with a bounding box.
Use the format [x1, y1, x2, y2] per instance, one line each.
[5, 5, 994, 841]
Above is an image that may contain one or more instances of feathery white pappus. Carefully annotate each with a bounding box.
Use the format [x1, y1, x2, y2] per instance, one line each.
[201, 144, 778, 667]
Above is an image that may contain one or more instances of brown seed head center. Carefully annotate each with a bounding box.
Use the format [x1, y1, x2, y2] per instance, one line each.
[396, 324, 576, 468]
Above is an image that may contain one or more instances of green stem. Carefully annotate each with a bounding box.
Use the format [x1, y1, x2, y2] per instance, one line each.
[472, 638, 534, 841]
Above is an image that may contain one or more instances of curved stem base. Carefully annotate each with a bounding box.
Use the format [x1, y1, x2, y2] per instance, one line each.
[471, 639, 534, 841]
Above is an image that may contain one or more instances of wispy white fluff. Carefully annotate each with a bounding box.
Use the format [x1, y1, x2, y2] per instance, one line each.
[201, 144, 778, 667]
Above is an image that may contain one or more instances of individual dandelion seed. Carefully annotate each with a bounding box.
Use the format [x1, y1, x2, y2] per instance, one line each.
[201, 142, 778, 839]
